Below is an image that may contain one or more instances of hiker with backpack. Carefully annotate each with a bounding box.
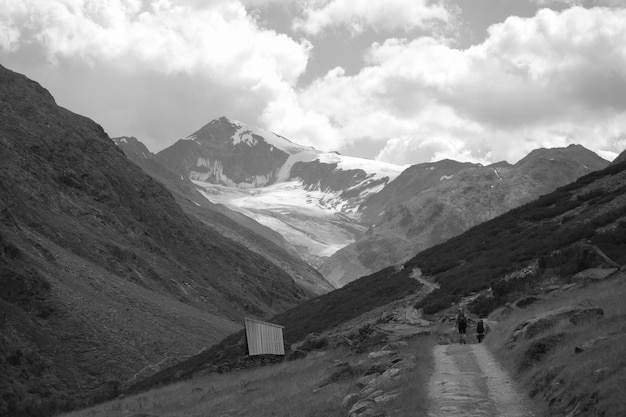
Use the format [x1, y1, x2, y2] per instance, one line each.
[476, 316, 486, 343]
[456, 308, 468, 344]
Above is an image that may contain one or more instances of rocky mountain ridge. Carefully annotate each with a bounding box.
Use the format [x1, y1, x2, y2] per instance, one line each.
[156, 117, 405, 267]
[154, 117, 609, 287]
[321, 145, 609, 286]
[112, 136, 334, 295]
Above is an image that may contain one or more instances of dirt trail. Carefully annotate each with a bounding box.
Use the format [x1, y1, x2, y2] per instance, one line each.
[428, 344, 535, 417]
[411, 268, 440, 295]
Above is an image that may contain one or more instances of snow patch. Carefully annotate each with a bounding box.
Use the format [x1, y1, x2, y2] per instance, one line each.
[276, 149, 321, 182]
[493, 168, 502, 180]
[318, 153, 406, 181]
[440, 175, 454, 181]
[233, 124, 312, 155]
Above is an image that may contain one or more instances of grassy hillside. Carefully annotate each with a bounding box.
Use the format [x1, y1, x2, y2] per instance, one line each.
[0, 64, 312, 417]
[126, 265, 421, 394]
[409, 160, 626, 314]
[63, 336, 435, 417]
[486, 269, 626, 417]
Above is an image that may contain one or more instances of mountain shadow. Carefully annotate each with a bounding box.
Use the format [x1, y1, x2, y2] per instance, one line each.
[0, 65, 312, 416]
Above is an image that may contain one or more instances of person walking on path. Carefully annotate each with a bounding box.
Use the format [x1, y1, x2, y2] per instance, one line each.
[456, 308, 468, 344]
[476, 316, 486, 343]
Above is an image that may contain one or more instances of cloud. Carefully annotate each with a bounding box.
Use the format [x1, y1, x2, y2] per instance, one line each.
[2, 2, 625, 164]
[262, 6, 626, 164]
[293, 0, 455, 35]
[1, 0, 310, 82]
[530, 0, 625, 7]
[0, 0, 311, 148]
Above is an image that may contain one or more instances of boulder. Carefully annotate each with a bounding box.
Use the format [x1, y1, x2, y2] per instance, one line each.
[386, 341, 408, 349]
[366, 390, 384, 400]
[349, 399, 376, 416]
[357, 373, 380, 389]
[368, 350, 395, 359]
[362, 367, 401, 393]
[392, 358, 416, 371]
[381, 368, 401, 379]
[373, 390, 401, 403]
[572, 268, 617, 282]
[361, 385, 378, 397]
[286, 350, 307, 361]
[365, 362, 391, 376]
[569, 307, 603, 324]
[515, 296, 541, 308]
[575, 335, 613, 353]
[342, 393, 360, 409]
[524, 317, 558, 339]
[511, 305, 603, 341]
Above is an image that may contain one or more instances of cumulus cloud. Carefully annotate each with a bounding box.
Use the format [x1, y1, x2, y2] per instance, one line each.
[263, 6, 626, 164]
[530, 0, 625, 7]
[0, 0, 310, 82]
[0, 0, 311, 148]
[292, 0, 454, 35]
[2, 2, 625, 164]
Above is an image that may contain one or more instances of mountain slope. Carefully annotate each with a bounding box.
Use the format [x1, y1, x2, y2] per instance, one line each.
[611, 148, 626, 165]
[321, 146, 609, 286]
[410, 158, 626, 313]
[126, 155, 626, 398]
[156, 117, 406, 267]
[0, 65, 311, 416]
[113, 136, 333, 294]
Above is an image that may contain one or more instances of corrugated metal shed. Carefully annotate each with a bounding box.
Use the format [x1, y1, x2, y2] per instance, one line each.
[244, 318, 285, 356]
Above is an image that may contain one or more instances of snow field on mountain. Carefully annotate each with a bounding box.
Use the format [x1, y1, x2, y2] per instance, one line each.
[232, 120, 311, 155]
[194, 180, 363, 262]
[317, 152, 406, 181]
[195, 180, 347, 215]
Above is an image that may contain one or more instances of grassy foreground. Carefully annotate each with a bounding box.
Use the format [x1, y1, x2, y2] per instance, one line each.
[485, 270, 626, 417]
[61, 336, 434, 417]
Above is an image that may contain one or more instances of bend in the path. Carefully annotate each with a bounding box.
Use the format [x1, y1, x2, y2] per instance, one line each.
[411, 268, 440, 294]
[428, 344, 534, 417]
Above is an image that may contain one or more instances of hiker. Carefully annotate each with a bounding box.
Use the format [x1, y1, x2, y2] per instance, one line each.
[456, 308, 467, 344]
[476, 316, 486, 343]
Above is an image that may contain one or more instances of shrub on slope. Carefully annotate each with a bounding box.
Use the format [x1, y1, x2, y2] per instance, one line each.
[410, 160, 626, 314]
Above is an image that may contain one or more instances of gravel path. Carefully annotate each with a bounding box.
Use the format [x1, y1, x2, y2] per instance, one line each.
[428, 343, 535, 417]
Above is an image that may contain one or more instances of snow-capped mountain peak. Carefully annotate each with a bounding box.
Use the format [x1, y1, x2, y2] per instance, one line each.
[157, 117, 406, 267]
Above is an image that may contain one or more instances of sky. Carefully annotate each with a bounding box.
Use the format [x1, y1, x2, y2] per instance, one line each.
[1, 0, 626, 165]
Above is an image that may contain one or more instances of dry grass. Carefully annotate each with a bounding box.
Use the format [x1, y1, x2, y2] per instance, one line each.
[485, 271, 626, 416]
[60, 334, 436, 417]
[381, 336, 436, 417]
[62, 349, 355, 417]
